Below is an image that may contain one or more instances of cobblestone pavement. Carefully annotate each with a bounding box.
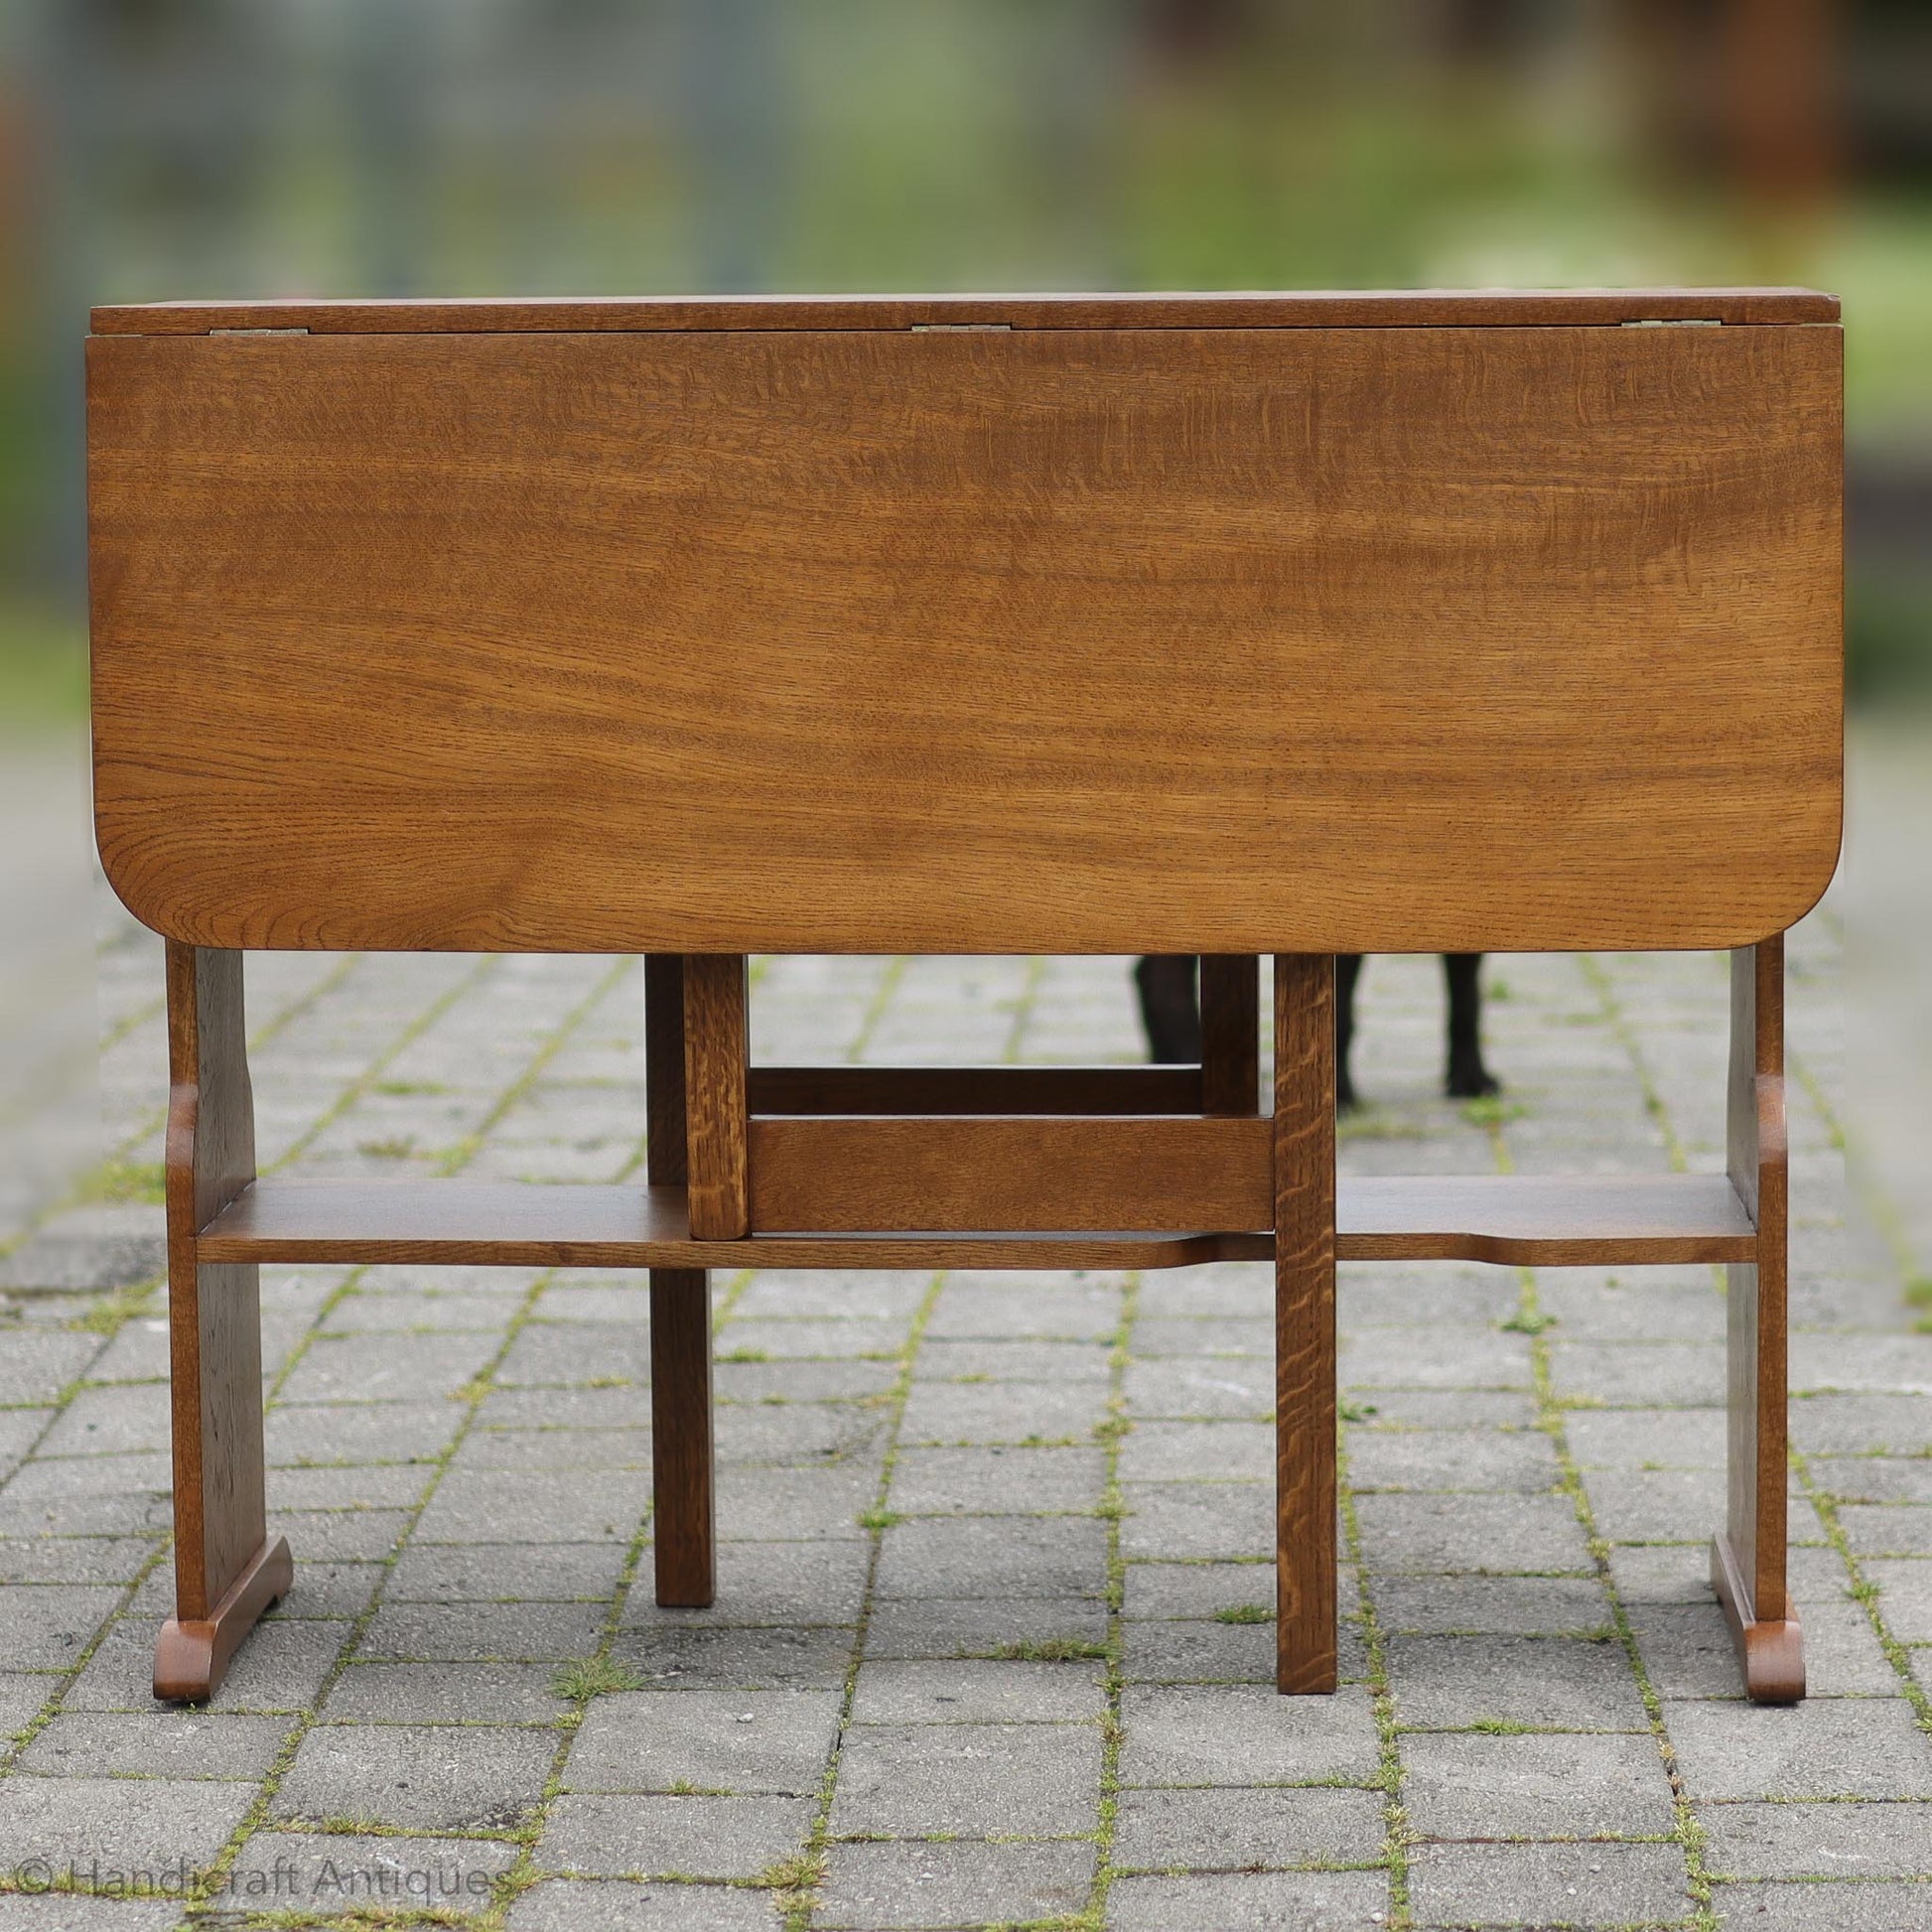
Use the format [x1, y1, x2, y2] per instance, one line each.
[1, 875, 1928, 1929]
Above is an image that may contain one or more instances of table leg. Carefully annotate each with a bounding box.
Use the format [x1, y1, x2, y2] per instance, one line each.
[1713, 935, 1804, 1701]
[1274, 953, 1337, 1693]
[154, 943, 289, 1701]
[646, 955, 716, 1605]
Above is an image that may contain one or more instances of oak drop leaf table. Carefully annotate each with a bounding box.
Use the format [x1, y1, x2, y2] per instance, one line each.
[84, 289, 1843, 1704]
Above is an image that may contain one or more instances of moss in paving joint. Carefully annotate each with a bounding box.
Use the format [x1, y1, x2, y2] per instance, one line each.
[1790, 1452, 1932, 1736]
[268, 955, 499, 1176]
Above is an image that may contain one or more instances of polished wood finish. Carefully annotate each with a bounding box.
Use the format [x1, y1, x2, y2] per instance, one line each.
[1712, 1528, 1805, 1705]
[90, 288, 1839, 335]
[89, 323, 1841, 956]
[644, 955, 688, 1186]
[747, 1116, 1272, 1234]
[683, 955, 749, 1241]
[153, 1530, 293, 1704]
[748, 1064, 1203, 1115]
[195, 1172, 1758, 1270]
[1335, 1173, 1756, 1266]
[1199, 956, 1260, 1117]
[649, 1270, 715, 1607]
[646, 954, 714, 1607]
[1717, 935, 1802, 1701]
[160, 943, 284, 1699]
[1275, 955, 1337, 1694]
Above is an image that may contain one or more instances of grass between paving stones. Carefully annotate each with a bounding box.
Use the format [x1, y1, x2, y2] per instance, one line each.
[1338, 1440, 1414, 1926]
[1791, 1459, 1932, 1738]
[779, 1265, 948, 1928]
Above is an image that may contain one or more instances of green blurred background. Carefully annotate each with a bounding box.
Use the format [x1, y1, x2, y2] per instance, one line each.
[1, 0, 1927, 726]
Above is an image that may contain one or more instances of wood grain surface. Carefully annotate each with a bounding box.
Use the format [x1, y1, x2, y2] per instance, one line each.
[1274, 953, 1337, 1693]
[746, 1115, 1273, 1233]
[164, 943, 270, 1622]
[195, 1172, 1761, 1270]
[90, 321, 1842, 954]
[90, 289, 1838, 334]
[1726, 937, 1791, 1624]
[682, 955, 749, 1240]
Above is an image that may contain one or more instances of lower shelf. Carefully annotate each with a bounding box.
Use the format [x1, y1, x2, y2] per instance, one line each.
[198, 1172, 1754, 1271]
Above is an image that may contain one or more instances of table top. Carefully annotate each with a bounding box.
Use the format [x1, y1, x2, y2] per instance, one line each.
[91, 287, 1839, 336]
[87, 296, 1843, 955]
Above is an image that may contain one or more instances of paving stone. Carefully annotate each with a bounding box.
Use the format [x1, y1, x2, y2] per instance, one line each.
[17, 1710, 291, 1779]
[415, 1467, 647, 1544]
[875, 1516, 1109, 1599]
[1353, 1492, 1591, 1576]
[538, 1792, 811, 1879]
[0, 1331, 102, 1408]
[913, 1338, 1114, 1385]
[1372, 1575, 1611, 1636]
[1863, 1560, 1932, 1644]
[218, 1826, 521, 1914]
[1339, 1329, 1533, 1391]
[1114, 1783, 1386, 1870]
[563, 1689, 842, 1795]
[264, 1401, 464, 1466]
[1123, 1358, 1272, 1421]
[1121, 1616, 1279, 1686]
[508, 1878, 780, 1930]
[1710, 1879, 1932, 1929]
[828, 1721, 1101, 1836]
[1839, 1504, 1932, 1559]
[1547, 1339, 1725, 1406]
[850, 1657, 1104, 1724]
[898, 1378, 1111, 1445]
[1806, 1457, 1932, 1506]
[926, 1278, 1122, 1341]
[276, 1328, 500, 1404]
[0, 1586, 122, 1670]
[863, 1595, 1109, 1660]
[1698, 1800, 1932, 1878]
[0, 1672, 54, 1738]
[387, 1540, 629, 1602]
[1117, 1685, 1380, 1788]
[613, 1623, 856, 1690]
[621, 1541, 868, 1627]
[715, 1462, 879, 1540]
[0, 1537, 157, 1587]
[273, 1723, 557, 1830]
[1790, 1395, 1932, 1457]
[1409, 1839, 1692, 1927]
[1401, 1730, 1676, 1838]
[1118, 1421, 1271, 1483]
[322, 1660, 570, 1723]
[890, 1446, 1106, 1514]
[0, 1771, 255, 1871]
[0, 1897, 183, 1930]
[1119, 1482, 1272, 1562]
[1122, 1561, 1288, 1622]
[819, 1840, 1094, 1929]
[1108, 1869, 1391, 1930]
[32, 1384, 170, 1457]
[1346, 1426, 1561, 1493]
[261, 1557, 386, 1621]
[1665, 1697, 1932, 1801]
[358, 1599, 607, 1662]
[1566, 1406, 1729, 1470]
[1387, 1634, 1650, 1730]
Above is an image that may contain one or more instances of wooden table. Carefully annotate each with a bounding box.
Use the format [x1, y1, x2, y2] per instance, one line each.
[85, 289, 1843, 1704]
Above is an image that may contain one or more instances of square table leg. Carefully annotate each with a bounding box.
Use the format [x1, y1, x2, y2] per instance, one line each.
[1274, 953, 1338, 1693]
